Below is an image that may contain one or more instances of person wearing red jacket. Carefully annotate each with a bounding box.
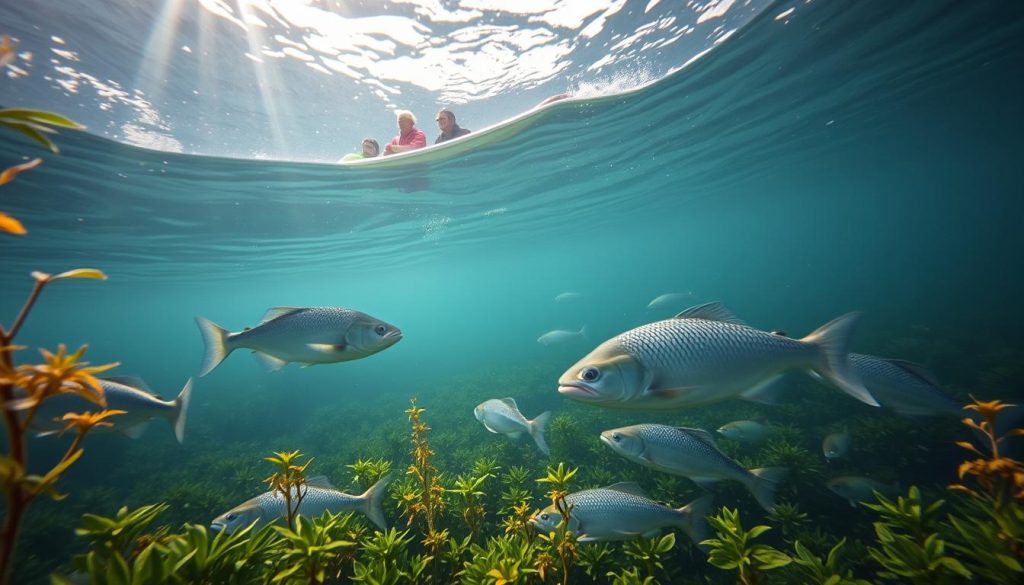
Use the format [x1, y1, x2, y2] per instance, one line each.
[384, 110, 427, 155]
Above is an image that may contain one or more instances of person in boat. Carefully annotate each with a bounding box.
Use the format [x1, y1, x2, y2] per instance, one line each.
[435, 109, 471, 144]
[339, 138, 379, 162]
[383, 110, 427, 155]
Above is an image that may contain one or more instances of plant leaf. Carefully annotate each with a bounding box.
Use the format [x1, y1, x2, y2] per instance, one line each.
[52, 268, 107, 281]
[0, 211, 26, 235]
[0, 108, 85, 129]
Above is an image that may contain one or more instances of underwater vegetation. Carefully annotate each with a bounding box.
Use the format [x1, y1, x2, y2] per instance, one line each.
[19, 394, 1019, 584]
[0, 71, 121, 585]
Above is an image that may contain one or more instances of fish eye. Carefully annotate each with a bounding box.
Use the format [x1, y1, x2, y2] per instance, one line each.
[226, 513, 237, 521]
[375, 324, 387, 335]
[540, 513, 550, 521]
[580, 367, 601, 382]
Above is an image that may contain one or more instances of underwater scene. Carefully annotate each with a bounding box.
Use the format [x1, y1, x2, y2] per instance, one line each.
[2, 0, 1024, 584]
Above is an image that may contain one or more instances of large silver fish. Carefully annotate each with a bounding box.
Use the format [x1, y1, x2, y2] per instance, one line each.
[28, 377, 192, 443]
[849, 353, 960, 417]
[474, 398, 552, 456]
[196, 307, 402, 376]
[601, 424, 786, 511]
[211, 474, 392, 533]
[557, 302, 876, 409]
[530, 483, 713, 546]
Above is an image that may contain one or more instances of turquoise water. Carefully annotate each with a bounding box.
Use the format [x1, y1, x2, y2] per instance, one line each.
[2, 0, 1023, 582]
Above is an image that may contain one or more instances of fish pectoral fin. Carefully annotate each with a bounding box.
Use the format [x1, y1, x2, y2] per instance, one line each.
[577, 534, 598, 543]
[739, 374, 786, 405]
[306, 342, 347, 354]
[121, 422, 150, 439]
[253, 351, 288, 372]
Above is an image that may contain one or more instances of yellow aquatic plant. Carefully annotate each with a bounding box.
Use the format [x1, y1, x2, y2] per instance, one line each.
[949, 397, 1024, 506]
[264, 450, 312, 531]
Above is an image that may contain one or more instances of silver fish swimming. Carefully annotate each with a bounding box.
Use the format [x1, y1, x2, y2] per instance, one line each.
[537, 327, 587, 346]
[849, 353, 961, 417]
[822, 428, 851, 461]
[211, 474, 392, 533]
[716, 420, 770, 444]
[196, 306, 402, 376]
[26, 376, 192, 443]
[601, 424, 786, 511]
[530, 482, 713, 547]
[474, 398, 552, 456]
[826, 475, 898, 507]
[558, 301, 876, 409]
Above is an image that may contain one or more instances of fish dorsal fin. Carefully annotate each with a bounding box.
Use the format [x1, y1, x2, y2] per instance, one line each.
[500, 397, 519, 410]
[104, 376, 153, 393]
[677, 427, 724, 452]
[604, 482, 648, 497]
[885, 359, 941, 388]
[673, 302, 745, 325]
[259, 307, 306, 325]
[305, 476, 336, 490]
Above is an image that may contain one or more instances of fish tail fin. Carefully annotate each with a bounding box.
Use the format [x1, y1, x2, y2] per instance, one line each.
[360, 473, 394, 531]
[171, 378, 193, 444]
[195, 317, 233, 377]
[676, 494, 714, 554]
[579, 325, 588, 339]
[802, 312, 878, 406]
[529, 411, 553, 457]
[746, 467, 788, 511]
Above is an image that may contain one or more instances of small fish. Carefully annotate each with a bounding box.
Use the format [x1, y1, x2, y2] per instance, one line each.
[196, 307, 402, 376]
[530, 483, 713, 547]
[822, 429, 851, 461]
[646, 292, 693, 310]
[555, 292, 581, 303]
[27, 377, 192, 443]
[849, 353, 961, 417]
[601, 424, 786, 511]
[716, 420, 770, 444]
[827, 476, 899, 507]
[558, 302, 876, 410]
[474, 398, 552, 456]
[211, 474, 392, 533]
[537, 326, 587, 345]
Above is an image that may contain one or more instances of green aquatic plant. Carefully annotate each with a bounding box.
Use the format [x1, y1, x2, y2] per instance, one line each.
[272, 511, 356, 584]
[623, 532, 676, 582]
[347, 457, 393, 492]
[501, 465, 531, 490]
[264, 450, 312, 531]
[789, 538, 872, 585]
[766, 501, 809, 540]
[458, 534, 539, 585]
[575, 542, 613, 580]
[606, 566, 655, 585]
[760, 438, 822, 484]
[162, 521, 280, 585]
[498, 486, 533, 517]
[702, 507, 792, 585]
[450, 473, 492, 540]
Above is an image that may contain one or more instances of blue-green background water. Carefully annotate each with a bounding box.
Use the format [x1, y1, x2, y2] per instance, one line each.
[2, 0, 1023, 581]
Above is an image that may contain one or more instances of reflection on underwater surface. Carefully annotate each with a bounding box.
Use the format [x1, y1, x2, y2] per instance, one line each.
[2, 0, 1024, 583]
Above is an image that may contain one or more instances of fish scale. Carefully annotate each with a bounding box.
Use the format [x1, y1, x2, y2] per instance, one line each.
[567, 488, 677, 523]
[618, 319, 806, 371]
[253, 486, 363, 517]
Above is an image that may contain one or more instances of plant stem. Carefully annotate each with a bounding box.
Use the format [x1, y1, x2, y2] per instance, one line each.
[0, 280, 48, 585]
